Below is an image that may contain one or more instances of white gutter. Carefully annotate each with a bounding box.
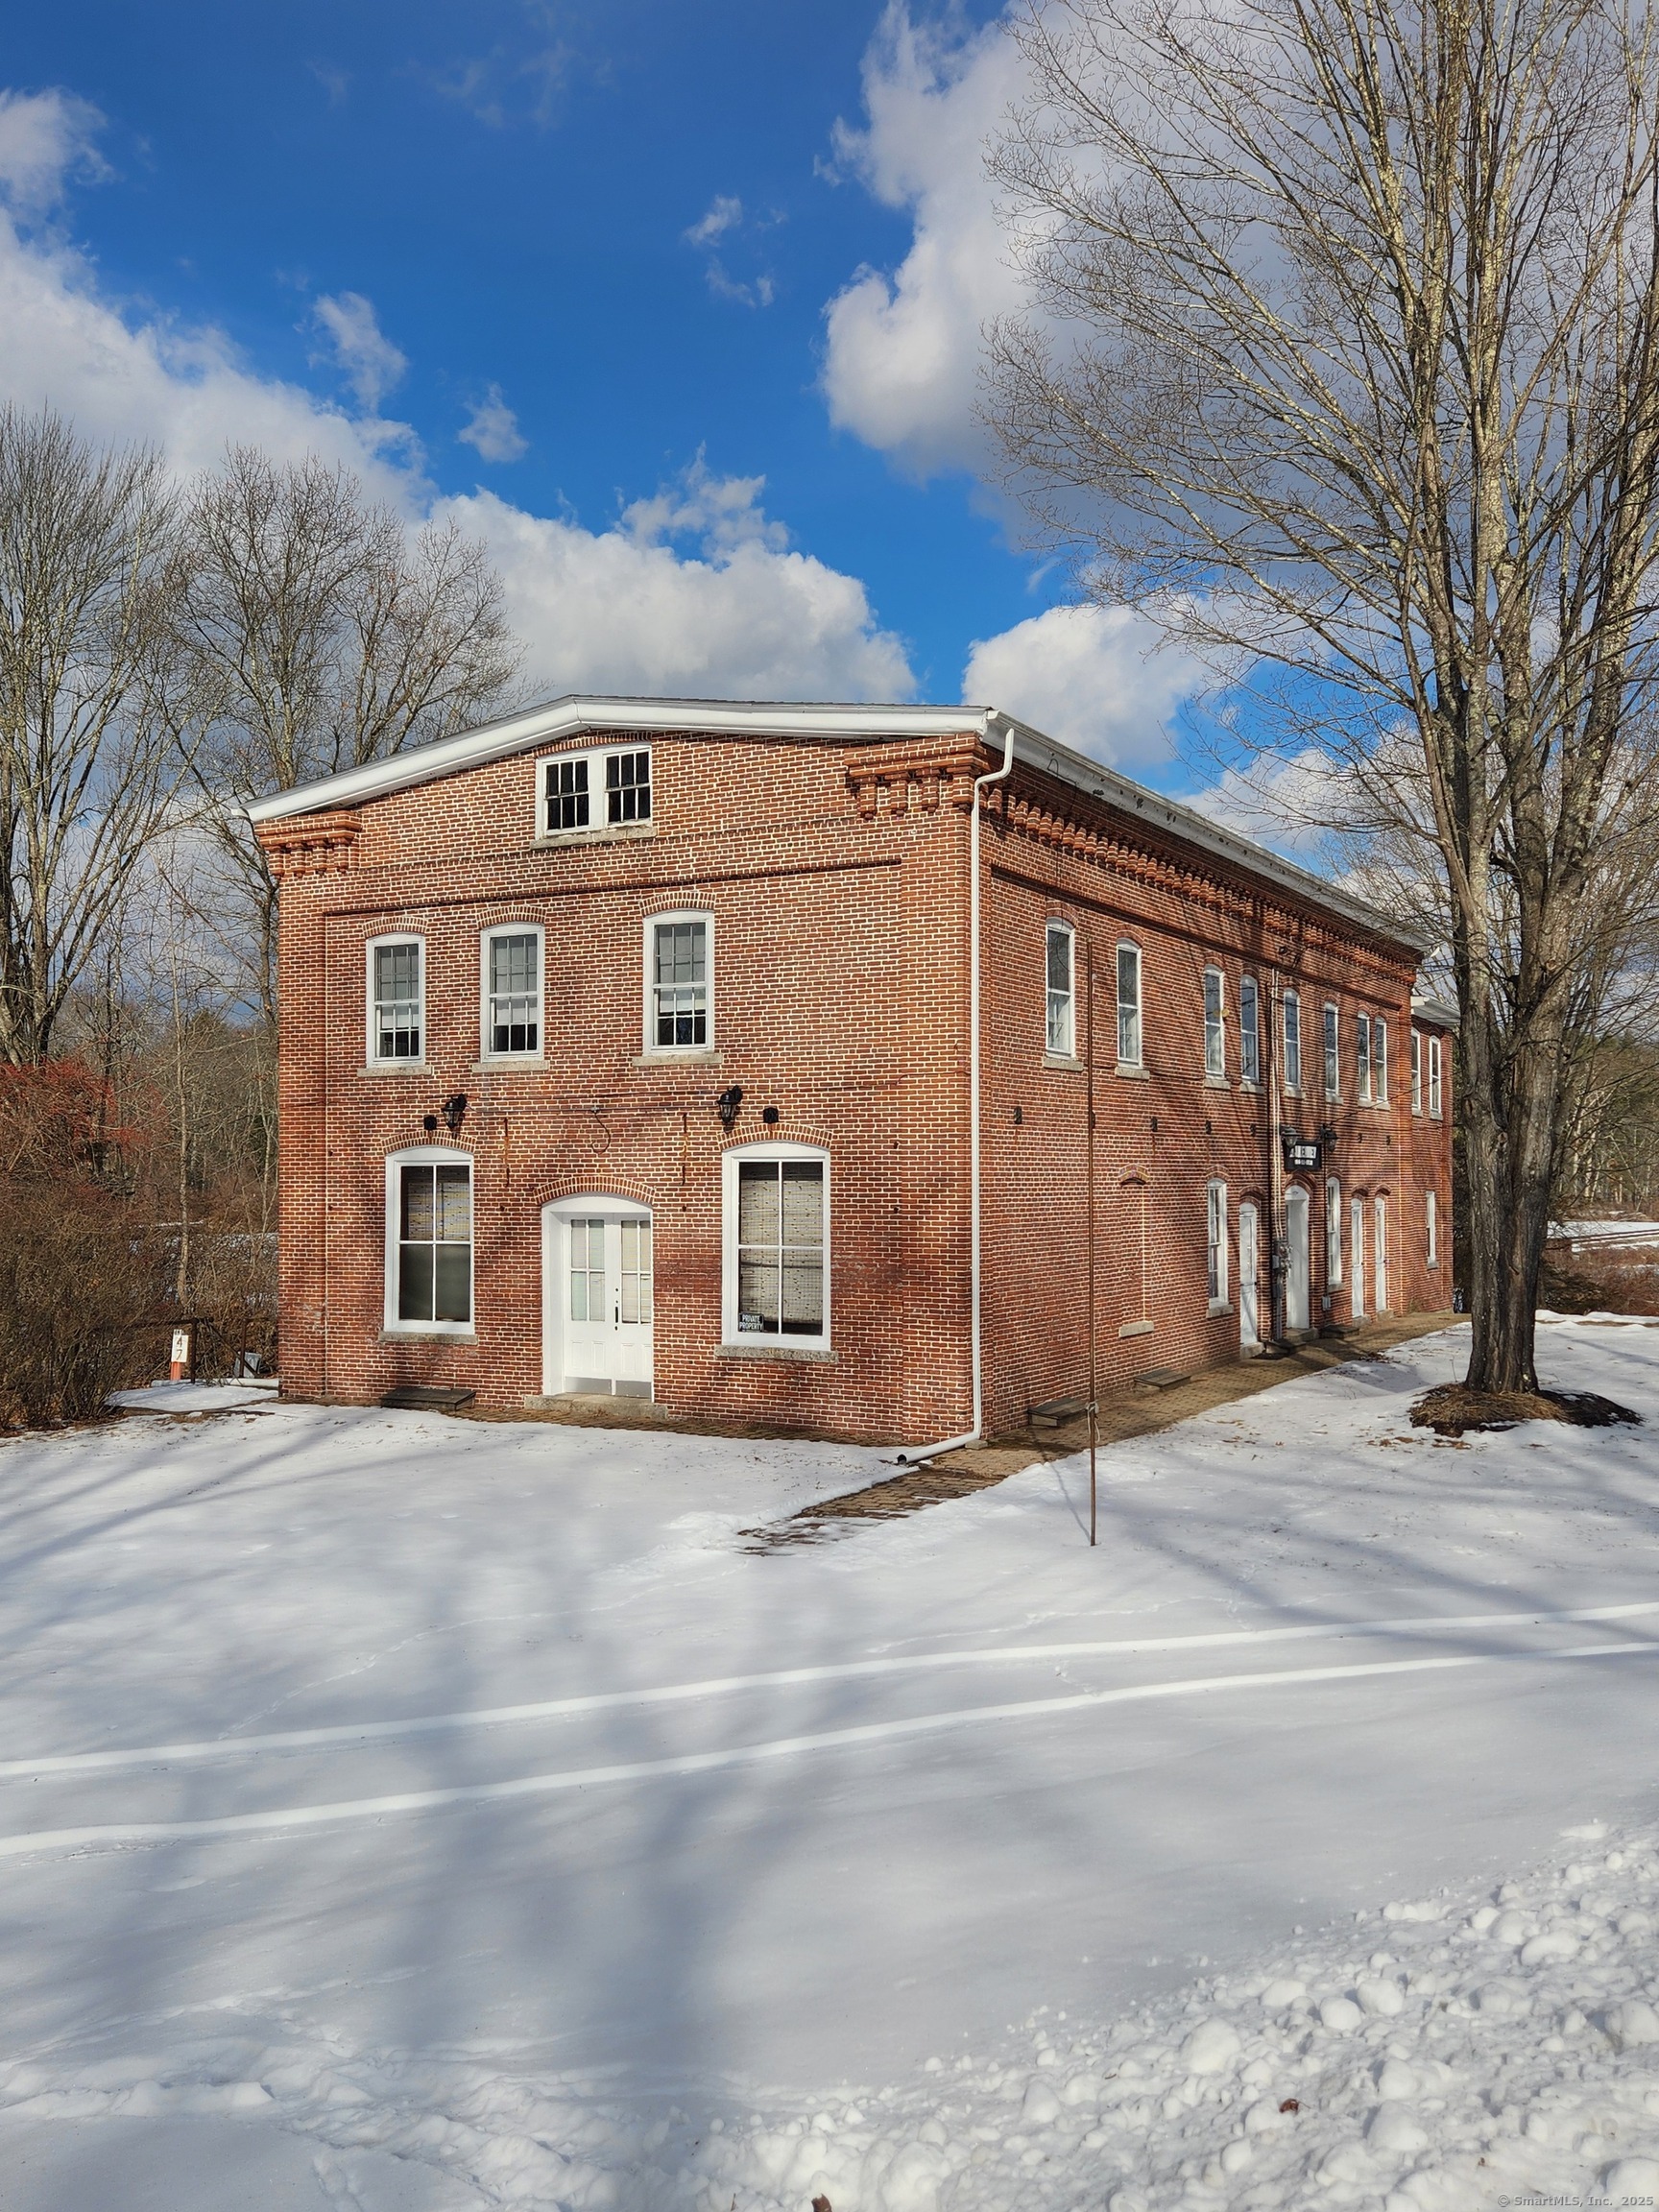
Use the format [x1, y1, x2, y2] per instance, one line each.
[896, 713, 1018, 1467]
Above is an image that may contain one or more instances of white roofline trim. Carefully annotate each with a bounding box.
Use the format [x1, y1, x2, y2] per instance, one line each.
[244, 696, 996, 824]
[244, 690, 1428, 954]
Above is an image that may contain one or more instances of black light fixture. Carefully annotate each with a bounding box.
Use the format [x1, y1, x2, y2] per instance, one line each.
[761, 1105, 781, 1126]
[441, 1093, 469, 1136]
[716, 1084, 744, 1131]
[1318, 1122, 1338, 1150]
[422, 1114, 439, 1134]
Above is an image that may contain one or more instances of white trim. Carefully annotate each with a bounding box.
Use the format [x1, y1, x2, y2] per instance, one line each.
[243, 693, 1427, 952]
[720, 1141, 831, 1352]
[1322, 999, 1341, 1099]
[1046, 918, 1076, 1057]
[383, 1145, 474, 1336]
[1203, 965, 1226, 1081]
[1282, 988, 1302, 1094]
[1428, 1033, 1444, 1118]
[1411, 1028, 1423, 1114]
[641, 908, 714, 1058]
[1426, 1188, 1439, 1268]
[1206, 1177, 1229, 1309]
[535, 740, 653, 840]
[1325, 1174, 1343, 1286]
[1116, 939, 1143, 1069]
[1238, 972, 1262, 1087]
[478, 923, 545, 1063]
[365, 934, 425, 1069]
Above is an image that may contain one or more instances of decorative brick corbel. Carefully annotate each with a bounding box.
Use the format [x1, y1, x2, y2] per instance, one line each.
[253, 809, 362, 881]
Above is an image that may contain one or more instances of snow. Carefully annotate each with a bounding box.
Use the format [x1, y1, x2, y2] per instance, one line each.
[1, 1321, 1658, 2207]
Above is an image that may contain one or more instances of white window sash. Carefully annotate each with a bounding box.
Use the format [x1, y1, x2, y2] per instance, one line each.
[1116, 943, 1142, 1068]
[1206, 1181, 1229, 1306]
[1239, 977, 1261, 1085]
[383, 1146, 473, 1334]
[721, 1142, 831, 1350]
[1203, 969, 1225, 1079]
[1046, 923, 1076, 1056]
[540, 745, 654, 837]
[479, 926, 544, 1059]
[643, 911, 713, 1054]
[1283, 992, 1302, 1092]
[367, 936, 425, 1066]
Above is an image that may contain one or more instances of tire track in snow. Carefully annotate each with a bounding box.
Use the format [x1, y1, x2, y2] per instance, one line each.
[5, 1636, 1658, 1860]
[4, 1599, 1658, 1780]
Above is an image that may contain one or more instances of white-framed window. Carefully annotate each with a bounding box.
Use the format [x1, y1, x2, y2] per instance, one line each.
[367, 935, 424, 1065]
[1283, 989, 1302, 1092]
[1323, 1001, 1340, 1097]
[1239, 974, 1261, 1086]
[1429, 1034, 1444, 1118]
[1357, 1012, 1372, 1101]
[479, 925, 542, 1059]
[1203, 966, 1226, 1080]
[1046, 921, 1076, 1056]
[722, 1142, 830, 1349]
[1411, 1029, 1423, 1114]
[1326, 1175, 1343, 1284]
[1374, 1193, 1389, 1310]
[1426, 1189, 1439, 1268]
[1374, 1018, 1387, 1101]
[1117, 941, 1143, 1068]
[1206, 1180, 1229, 1308]
[541, 744, 653, 836]
[644, 911, 712, 1053]
[384, 1147, 472, 1333]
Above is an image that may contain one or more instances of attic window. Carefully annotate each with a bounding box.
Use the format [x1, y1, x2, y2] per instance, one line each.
[541, 746, 652, 837]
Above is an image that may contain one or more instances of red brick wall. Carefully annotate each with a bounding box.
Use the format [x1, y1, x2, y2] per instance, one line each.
[266, 723, 1455, 1444]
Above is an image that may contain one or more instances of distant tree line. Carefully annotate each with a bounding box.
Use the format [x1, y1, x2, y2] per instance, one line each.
[0, 404, 519, 1423]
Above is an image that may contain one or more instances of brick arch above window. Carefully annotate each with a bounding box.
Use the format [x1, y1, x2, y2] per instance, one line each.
[522, 1171, 661, 1214]
[721, 1120, 835, 1155]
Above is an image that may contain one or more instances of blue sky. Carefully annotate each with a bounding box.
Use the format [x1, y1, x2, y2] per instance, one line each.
[0, 1, 1214, 785]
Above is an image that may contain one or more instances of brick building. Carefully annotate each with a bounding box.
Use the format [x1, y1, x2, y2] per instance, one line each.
[250, 695, 1455, 1447]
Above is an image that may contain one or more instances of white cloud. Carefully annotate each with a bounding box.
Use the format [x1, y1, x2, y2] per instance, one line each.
[822, 5, 1027, 477]
[962, 602, 1202, 770]
[0, 121, 416, 489]
[443, 469, 915, 704]
[0, 86, 106, 213]
[458, 383, 527, 464]
[0, 89, 913, 706]
[685, 195, 744, 249]
[684, 194, 777, 308]
[311, 291, 407, 411]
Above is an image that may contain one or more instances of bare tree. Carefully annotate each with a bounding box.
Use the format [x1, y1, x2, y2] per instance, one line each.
[176, 448, 521, 1020]
[0, 407, 197, 1065]
[988, 0, 1659, 1393]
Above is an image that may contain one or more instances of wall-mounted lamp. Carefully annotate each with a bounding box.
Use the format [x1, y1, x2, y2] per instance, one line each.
[716, 1084, 744, 1132]
[761, 1105, 781, 1126]
[422, 1114, 439, 1134]
[441, 1093, 469, 1137]
[1317, 1122, 1338, 1150]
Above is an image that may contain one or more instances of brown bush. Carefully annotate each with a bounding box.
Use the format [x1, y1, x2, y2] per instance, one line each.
[0, 1174, 170, 1428]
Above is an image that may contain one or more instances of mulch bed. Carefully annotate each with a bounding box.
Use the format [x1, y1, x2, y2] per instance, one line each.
[1409, 1382, 1642, 1437]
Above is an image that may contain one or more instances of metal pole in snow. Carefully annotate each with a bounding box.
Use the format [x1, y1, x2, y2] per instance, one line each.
[1087, 946, 1098, 1548]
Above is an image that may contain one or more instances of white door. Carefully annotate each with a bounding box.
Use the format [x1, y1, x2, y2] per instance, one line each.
[1373, 1194, 1389, 1313]
[1238, 1202, 1261, 1349]
[541, 1199, 655, 1398]
[1285, 1187, 1310, 1333]
[1350, 1196, 1366, 1321]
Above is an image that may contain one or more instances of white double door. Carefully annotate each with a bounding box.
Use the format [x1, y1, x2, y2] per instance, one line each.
[541, 1198, 654, 1398]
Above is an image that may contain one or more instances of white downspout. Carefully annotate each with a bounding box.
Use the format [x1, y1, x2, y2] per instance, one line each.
[897, 711, 1017, 1466]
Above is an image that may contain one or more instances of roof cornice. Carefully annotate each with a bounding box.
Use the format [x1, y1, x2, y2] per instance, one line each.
[242, 690, 1429, 956]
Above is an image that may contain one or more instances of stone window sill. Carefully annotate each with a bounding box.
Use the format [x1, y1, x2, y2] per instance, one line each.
[1115, 1062, 1149, 1080]
[531, 823, 657, 850]
[360, 1063, 431, 1077]
[1118, 1318, 1154, 1338]
[1204, 1074, 1231, 1090]
[1208, 1298, 1235, 1317]
[632, 1049, 722, 1069]
[1238, 1078, 1262, 1094]
[1043, 1052, 1082, 1071]
[379, 1328, 476, 1344]
[716, 1342, 837, 1363]
[470, 1058, 545, 1074]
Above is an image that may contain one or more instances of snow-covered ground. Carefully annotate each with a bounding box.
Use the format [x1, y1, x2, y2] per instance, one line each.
[2, 1322, 1658, 2209]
